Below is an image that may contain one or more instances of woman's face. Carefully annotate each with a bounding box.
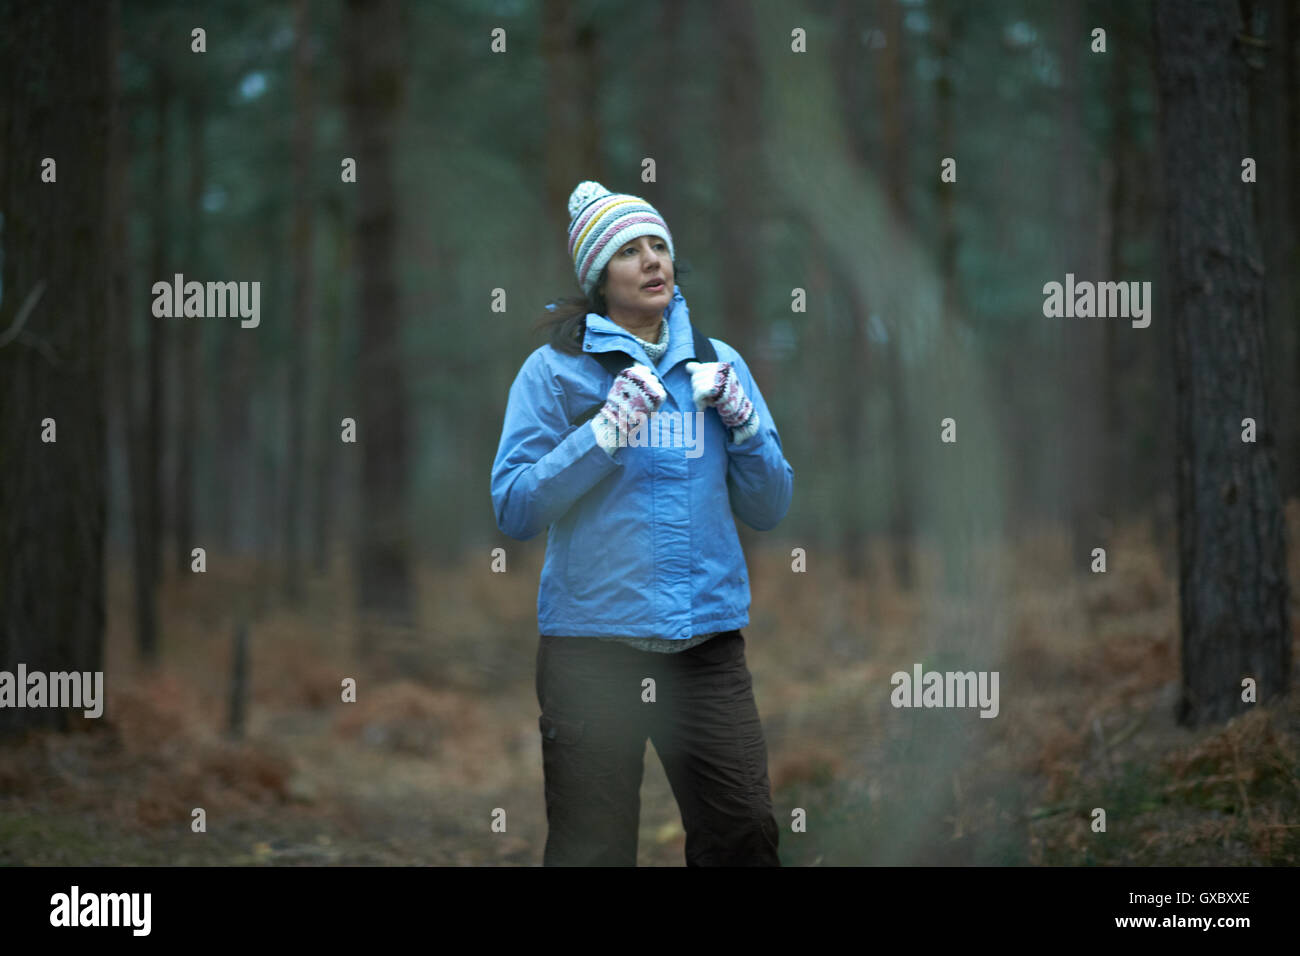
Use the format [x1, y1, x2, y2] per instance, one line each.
[600, 234, 674, 315]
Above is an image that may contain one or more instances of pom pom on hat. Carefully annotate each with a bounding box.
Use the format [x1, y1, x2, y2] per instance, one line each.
[568, 181, 611, 223]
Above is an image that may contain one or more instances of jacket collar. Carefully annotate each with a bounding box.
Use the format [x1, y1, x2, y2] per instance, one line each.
[581, 287, 696, 369]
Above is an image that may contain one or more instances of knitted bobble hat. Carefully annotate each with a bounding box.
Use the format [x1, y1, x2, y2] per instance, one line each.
[567, 181, 675, 298]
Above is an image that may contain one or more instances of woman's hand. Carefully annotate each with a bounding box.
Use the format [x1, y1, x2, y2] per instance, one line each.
[685, 361, 759, 442]
[591, 364, 668, 455]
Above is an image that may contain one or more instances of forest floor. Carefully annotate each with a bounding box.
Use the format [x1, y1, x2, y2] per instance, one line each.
[3, 504, 1299, 866]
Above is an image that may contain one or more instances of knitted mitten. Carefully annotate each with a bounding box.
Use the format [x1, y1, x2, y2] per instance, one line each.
[590, 364, 667, 456]
[684, 360, 760, 443]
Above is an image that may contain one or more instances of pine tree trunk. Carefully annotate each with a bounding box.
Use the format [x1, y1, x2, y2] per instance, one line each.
[312, 207, 348, 575]
[0, 0, 113, 732]
[1250, 0, 1299, 501]
[146, 59, 169, 596]
[285, 0, 317, 602]
[877, 0, 915, 590]
[715, 0, 766, 374]
[543, 0, 605, 239]
[931, 0, 968, 597]
[1154, 0, 1292, 727]
[174, 88, 203, 578]
[345, 0, 415, 658]
[830, 0, 873, 580]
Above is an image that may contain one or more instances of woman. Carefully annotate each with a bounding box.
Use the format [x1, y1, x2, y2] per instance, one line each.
[491, 181, 794, 866]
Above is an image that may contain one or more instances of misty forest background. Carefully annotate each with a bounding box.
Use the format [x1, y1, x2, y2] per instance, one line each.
[1, 0, 1298, 865]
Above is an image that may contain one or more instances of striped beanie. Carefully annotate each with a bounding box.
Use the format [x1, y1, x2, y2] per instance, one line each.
[567, 181, 675, 298]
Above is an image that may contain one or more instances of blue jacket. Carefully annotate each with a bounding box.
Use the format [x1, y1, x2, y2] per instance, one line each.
[491, 287, 794, 641]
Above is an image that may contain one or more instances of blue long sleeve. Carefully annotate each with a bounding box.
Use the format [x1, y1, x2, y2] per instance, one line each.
[491, 350, 621, 541]
[720, 349, 794, 531]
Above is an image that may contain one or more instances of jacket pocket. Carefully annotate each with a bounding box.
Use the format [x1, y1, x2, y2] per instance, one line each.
[564, 500, 654, 611]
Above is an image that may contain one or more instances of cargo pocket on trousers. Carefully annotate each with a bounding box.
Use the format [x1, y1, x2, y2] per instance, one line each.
[539, 713, 586, 783]
[539, 713, 585, 743]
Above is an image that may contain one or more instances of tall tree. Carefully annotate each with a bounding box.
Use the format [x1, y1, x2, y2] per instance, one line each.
[115, 8, 159, 662]
[929, 0, 973, 597]
[543, 0, 605, 238]
[714, 0, 767, 375]
[344, 0, 415, 655]
[146, 41, 169, 594]
[1154, 0, 1292, 726]
[311, 198, 349, 575]
[1249, 0, 1298, 500]
[106, 0, 134, 588]
[876, 0, 917, 590]
[285, 0, 318, 601]
[174, 81, 204, 578]
[1291, 1, 1300, 502]
[931, 0, 960, 336]
[830, 0, 875, 580]
[1099, 0, 1134, 527]
[713, 0, 770, 569]
[1057, 0, 1104, 558]
[647, 0, 689, 241]
[0, 0, 114, 731]
[124, 42, 172, 663]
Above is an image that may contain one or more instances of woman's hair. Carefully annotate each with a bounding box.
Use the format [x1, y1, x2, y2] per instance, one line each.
[534, 258, 692, 355]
